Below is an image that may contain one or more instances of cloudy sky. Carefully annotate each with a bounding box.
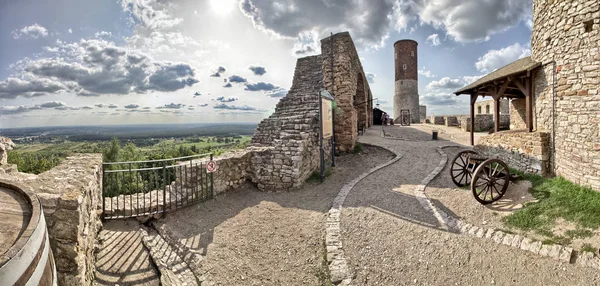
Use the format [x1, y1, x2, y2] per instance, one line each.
[0, 0, 533, 128]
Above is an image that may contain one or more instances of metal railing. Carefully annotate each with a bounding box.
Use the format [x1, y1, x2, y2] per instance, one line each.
[101, 153, 213, 219]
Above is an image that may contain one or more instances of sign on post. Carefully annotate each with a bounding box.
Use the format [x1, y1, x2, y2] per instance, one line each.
[206, 160, 217, 173]
[321, 97, 333, 139]
[319, 90, 335, 182]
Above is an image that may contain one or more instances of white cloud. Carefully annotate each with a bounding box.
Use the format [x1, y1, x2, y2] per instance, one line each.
[366, 72, 376, 84]
[426, 33, 440, 46]
[475, 43, 531, 73]
[240, 0, 406, 50]
[426, 76, 480, 90]
[120, 0, 182, 30]
[94, 31, 112, 38]
[418, 0, 531, 42]
[418, 68, 436, 78]
[12, 23, 49, 39]
[68, 28, 73, 34]
[0, 38, 199, 99]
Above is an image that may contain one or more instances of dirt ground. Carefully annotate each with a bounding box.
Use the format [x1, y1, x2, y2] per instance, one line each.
[154, 145, 393, 285]
[425, 146, 536, 232]
[338, 127, 600, 285]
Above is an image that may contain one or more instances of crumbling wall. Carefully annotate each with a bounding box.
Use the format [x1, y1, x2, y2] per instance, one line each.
[0, 152, 102, 286]
[251, 55, 330, 190]
[444, 116, 459, 127]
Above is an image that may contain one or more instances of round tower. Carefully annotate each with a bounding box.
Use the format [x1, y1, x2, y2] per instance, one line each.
[393, 39, 419, 123]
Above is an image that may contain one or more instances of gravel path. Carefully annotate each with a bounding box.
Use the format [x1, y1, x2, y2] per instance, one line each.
[154, 145, 393, 286]
[340, 127, 600, 285]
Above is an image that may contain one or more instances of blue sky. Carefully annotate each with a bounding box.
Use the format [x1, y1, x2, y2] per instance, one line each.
[0, 0, 533, 128]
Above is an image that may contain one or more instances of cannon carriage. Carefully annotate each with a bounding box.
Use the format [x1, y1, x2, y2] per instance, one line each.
[450, 150, 520, 205]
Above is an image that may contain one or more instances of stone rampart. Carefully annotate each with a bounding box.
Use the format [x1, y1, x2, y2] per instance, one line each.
[461, 114, 494, 132]
[444, 116, 459, 127]
[1, 154, 102, 286]
[475, 131, 551, 176]
[430, 116, 444, 125]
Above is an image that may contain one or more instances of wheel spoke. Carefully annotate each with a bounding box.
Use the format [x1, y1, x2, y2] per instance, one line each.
[491, 164, 499, 176]
[458, 172, 466, 184]
[482, 184, 490, 200]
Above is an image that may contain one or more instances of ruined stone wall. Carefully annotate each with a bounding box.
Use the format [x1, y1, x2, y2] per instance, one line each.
[532, 0, 600, 189]
[444, 116, 459, 127]
[475, 131, 551, 176]
[1, 154, 102, 286]
[460, 115, 494, 132]
[251, 55, 330, 190]
[419, 105, 427, 121]
[430, 116, 444, 125]
[474, 99, 509, 116]
[321, 32, 372, 152]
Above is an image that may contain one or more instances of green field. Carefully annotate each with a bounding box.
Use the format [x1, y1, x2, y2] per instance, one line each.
[8, 135, 253, 174]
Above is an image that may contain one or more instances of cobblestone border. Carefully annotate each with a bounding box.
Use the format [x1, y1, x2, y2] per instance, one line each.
[325, 144, 402, 285]
[140, 227, 201, 286]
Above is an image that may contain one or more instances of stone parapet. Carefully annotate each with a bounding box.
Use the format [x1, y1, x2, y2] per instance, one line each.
[461, 114, 494, 132]
[475, 131, 551, 176]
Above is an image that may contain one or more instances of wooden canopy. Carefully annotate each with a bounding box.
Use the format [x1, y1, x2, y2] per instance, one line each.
[454, 56, 541, 145]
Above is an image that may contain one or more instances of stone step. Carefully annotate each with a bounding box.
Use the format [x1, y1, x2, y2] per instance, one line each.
[140, 227, 200, 286]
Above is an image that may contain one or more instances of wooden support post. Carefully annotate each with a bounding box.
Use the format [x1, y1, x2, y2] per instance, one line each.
[470, 92, 476, 146]
[525, 77, 533, 132]
[494, 97, 500, 132]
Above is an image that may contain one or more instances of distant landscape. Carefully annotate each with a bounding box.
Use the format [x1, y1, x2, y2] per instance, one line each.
[2, 123, 258, 174]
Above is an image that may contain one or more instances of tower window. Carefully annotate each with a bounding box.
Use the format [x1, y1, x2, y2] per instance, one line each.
[395, 52, 397, 60]
[477, 106, 482, 114]
[411, 51, 414, 57]
[403, 64, 407, 70]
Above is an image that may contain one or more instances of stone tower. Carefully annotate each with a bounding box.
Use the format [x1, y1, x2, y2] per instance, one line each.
[393, 39, 419, 123]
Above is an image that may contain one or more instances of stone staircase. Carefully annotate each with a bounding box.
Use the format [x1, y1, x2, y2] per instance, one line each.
[140, 227, 204, 286]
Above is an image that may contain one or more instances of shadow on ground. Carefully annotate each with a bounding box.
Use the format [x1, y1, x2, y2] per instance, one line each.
[95, 219, 159, 286]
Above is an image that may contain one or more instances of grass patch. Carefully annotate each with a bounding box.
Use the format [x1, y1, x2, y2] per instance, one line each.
[580, 243, 597, 255]
[352, 142, 364, 154]
[503, 172, 600, 236]
[565, 228, 594, 239]
[541, 236, 572, 246]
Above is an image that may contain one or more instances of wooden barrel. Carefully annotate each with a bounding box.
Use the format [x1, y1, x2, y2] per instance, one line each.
[0, 180, 56, 286]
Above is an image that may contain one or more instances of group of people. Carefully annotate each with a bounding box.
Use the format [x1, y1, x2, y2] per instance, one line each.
[381, 113, 392, 125]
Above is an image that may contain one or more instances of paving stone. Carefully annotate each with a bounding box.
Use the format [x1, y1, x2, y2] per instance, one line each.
[548, 245, 562, 259]
[484, 229, 495, 239]
[492, 231, 505, 244]
[520, 237, 532, 251]
[528, 241, 542, 254]
[502, 234, 515, 246]
[539, 244, 551, 257]
[558, 247, 573, 262]
[511, 235, 524, 248]
[475, 228, 486, 238]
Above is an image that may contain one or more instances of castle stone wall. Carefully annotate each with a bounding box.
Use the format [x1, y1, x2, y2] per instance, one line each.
[532, 0, 600, 190]
[475, 131, 551, 176]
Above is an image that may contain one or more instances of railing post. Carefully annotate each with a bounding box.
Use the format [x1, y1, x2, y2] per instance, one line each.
[210, 154, 214, 198]
[101, 164, 105, 221]
[162, 161, 167, 216]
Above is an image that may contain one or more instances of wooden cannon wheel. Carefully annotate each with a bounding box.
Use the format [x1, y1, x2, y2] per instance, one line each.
[450, 150, 478, 187]
[470, 158, 510, 205]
